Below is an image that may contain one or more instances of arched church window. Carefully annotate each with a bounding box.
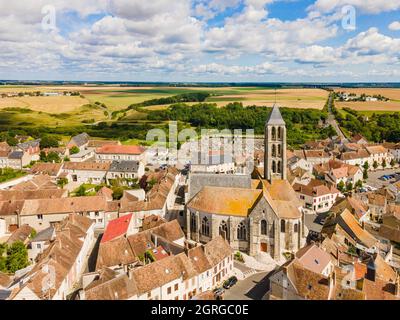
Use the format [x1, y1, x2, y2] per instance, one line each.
[281, 220, 286, 233]
[278, 127, 282, 139]
[272, 127, 276, 140]
[219, 221, 229, 240]
[261, 220, 267, 235]
[201, 217, 210, 236]
[272, 145, 276, 157]
[237, 222, 247, 240]
[277, 161, 282, 174]
[294, 223, 298, 233]
[272, 161, 276, 173]
[278, 144, 281, 156]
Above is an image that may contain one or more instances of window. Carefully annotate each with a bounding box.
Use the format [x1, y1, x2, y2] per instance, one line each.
[201, 217, 210, 236]
[272, 145, 276, 157]
[167, 287, 172, 294]
[261, 220, 267, 235]
[278, 144, 282, 156]
[294, 223, 298, 233]
[190, 212, 197, 231]
[272, 127, 276, 140]
[281, 220, 286, 233]
[272, 161, 276, 173]
[37, 214, 43, 220]
[219, 221, 229, 240]
[278, 127, 282, 139]
[277, 161, 282, 174]
[37, 243, 42, 249]
[237, 222, 247, 241]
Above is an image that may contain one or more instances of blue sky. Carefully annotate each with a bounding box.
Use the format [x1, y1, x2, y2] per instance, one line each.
[0, 0, 399, 82]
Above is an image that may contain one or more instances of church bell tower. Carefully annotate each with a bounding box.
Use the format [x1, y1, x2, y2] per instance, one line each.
[264, 105, 287, 182]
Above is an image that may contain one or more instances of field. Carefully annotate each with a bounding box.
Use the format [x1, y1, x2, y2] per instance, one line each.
[334, 88, 400, 112]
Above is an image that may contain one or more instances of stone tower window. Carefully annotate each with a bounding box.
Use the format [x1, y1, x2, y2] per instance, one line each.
[272, 127, 276, 140]
[272, 145, 276, 157]
[277, 161, 282, 174]
[278, 127, 282, 139]
[272, 161, 276, 173]
[190, 212, 197, 231]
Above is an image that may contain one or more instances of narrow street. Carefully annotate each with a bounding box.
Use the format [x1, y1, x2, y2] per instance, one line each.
[326, 93, 348, 142]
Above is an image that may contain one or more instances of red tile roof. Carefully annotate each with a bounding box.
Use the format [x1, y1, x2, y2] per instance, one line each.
[101, 214, 133, 243]
[96, 145, 146, 155]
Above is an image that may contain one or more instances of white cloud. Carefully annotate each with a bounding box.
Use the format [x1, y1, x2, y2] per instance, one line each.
[389, 21, 400, 31]
[310, 0, 400, 14]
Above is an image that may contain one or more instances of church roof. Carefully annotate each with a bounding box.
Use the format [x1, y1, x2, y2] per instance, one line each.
[267, 105, 285, 125]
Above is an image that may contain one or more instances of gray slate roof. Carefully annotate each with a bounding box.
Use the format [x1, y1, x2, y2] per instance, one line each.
[191, 152, 234, 165]
[267, 105, 285, 125]
[109, 160, 140, 173]
[31, 226, 54, 242]
[188, 173, 252, 201]
[17, 139, 40, 150]
[70, 133, 90, 147]
[8, 151, 24, 159]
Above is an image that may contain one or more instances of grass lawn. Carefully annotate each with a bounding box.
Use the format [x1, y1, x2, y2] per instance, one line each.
[0, 168, 27, 183]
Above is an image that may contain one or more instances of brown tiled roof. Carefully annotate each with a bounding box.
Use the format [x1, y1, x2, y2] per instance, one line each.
[340, 149, 370, 161]
[368, 193, 386, 207]
[262, 180, 302, 219]
[187, 186, 262, 217]
[63, 161, 111, 171]
[10, 214, 93, 299]
[295, 245, 332, 275]
[365, 145, 388, 155]
[338, 209, 377, 248]
[0, 189, 66, 201]
[151, 220, 185, 242]
[188, 246, 212, 274]
[286, 261, 331, 300]
[96, 145, 146, 155]
[293, 181, 339, 197]
[304, 150, 330, 159]
[85, 274, 138, 300]
[0, 272, 12, 288]
[12, 175, 57, 191]
[0, 200, 24, 216]
[30, 163, 63, 176]
[96, 237, 137, 270]
[204, 236, 232, 267]
[6, 224, 34, 245]
[363, 278, 399, 300]
[87, 140, 120, 148]
[19, 196, 108, 216]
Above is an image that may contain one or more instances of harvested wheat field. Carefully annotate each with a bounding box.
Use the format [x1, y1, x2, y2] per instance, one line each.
[0, 96, 89, 113]
[336, 101, 400, 112]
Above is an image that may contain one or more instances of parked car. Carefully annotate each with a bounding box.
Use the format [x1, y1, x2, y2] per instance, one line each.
[213, 287, 225, 297]
[223, 276, 238, 289]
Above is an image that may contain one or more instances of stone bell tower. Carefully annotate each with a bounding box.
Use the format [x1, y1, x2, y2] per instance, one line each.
[264, 104, 287, 182]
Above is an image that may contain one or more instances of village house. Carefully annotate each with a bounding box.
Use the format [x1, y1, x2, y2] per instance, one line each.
[339, 149, 370, 168]
[30, 163, 63, 179]
[366, 193, 387, 223]
[62, 161, 110, 184]
[41, 147, 69, 159]
[27, 226, 56, 262]
[350, 134, 369, 145]
[7, 151, 30, 169]
[190, 152, 236, 174]
[294, 149, 331, 167]
[268, 244, 335, 300]
[69, 149, 95, 163]
[293, 180, 340, 214]
[95, 145, 147, 163]
[16, 139, 41, 163]
[314, 160, 363, 188]
[83, 236, 233, 301]
[0, 142, 12, 168]
[330, 196, 370, 222]
[383, 142, 400, 162]
[86, 139, 121, 151]
[287, 151, 313, 173]
[365, 145, 393, 169]
[9, 214, 95, 300]
[106, 160, 145, 183]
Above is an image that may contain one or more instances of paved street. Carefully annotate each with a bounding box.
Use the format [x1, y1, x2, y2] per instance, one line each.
[223, 271, 274, 300]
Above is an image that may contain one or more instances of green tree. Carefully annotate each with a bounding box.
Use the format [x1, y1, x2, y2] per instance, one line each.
[70, 146, 80, 155]
[6, 241, 29, 273]
[373, 161, 378, 170]
[57, 177, 68, 188]
[337, 180, 345, 192]
[40, 135, 60, 149]
[346, 182, 353, 192]
[363, 168, 368, 180]
[363, 162, 369, 171]
[390, 159, 396, 167]
[112, 186, 125, 200]
[382, 159, 387, 169]
[355, 180, 363, 189]
[76, 185, 87, 197]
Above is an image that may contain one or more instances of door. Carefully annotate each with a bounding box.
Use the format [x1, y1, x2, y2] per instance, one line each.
[260, 242, 268, 253]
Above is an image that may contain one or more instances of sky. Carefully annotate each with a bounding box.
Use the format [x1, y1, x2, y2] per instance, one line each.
[0, 0, 399, 82]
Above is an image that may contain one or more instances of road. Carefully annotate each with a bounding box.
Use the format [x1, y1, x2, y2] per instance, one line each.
[326, 94, 348, 141]
[223, 271, 274, 300]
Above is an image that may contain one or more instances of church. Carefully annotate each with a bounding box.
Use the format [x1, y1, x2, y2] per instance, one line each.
[185, 105, 306, 261]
